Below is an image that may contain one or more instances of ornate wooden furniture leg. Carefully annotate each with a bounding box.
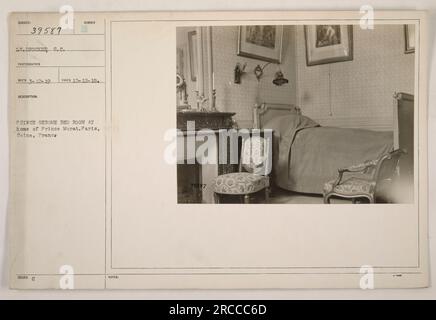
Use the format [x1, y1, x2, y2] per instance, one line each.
[213, 192, 220, 204]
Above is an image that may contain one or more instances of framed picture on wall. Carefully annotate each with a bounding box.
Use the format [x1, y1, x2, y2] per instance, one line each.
[404, 24, 415, 54]
[304, 25, 353, 66]
[237, 25, 283, 63]
[188, 30, 197, 81]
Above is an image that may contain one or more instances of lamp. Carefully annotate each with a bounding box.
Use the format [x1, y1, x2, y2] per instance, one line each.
[235, 62, 289, 86]
[272, 70, 289, 86]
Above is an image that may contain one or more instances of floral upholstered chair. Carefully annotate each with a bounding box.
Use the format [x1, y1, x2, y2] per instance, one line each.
[213, 136, 271, 204]
[323, 149, 405, 204]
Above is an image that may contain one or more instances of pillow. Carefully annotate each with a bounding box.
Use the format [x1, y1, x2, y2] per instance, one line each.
[263, 114, 319, 138]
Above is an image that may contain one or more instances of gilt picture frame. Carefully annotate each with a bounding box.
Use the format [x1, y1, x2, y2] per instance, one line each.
[237, 25, 283, 63]
[304, 25, 353, 66]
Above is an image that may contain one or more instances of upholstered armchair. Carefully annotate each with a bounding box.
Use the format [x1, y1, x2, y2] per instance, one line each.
[213, 136, 271, 204]
[323, 149, 405, 204]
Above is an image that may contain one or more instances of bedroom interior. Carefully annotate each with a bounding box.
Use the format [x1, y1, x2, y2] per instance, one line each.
[176, 24, 415, 204]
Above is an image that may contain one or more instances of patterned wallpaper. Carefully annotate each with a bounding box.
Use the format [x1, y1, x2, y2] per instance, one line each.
[177, 24, 414, 131]
[295, 25, 415, 131]
[177, 26, 297, 128]
[213, 26, 297, 128]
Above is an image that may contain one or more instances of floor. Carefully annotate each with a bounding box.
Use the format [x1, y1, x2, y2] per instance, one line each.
[269, 188, 352, 204]
[217, 187, 352, 204]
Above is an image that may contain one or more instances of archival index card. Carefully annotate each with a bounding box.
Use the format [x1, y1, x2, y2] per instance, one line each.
[8, 11, 429, 289]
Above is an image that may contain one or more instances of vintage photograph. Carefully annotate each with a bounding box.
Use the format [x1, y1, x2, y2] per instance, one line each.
[238, 25, 283, 63]
[6, 10, 429, 292]
[245, 25, 277, 48]
[315, 25, 342, 47]
[176, 24, 415, 205]
[305, 25, 353, 65]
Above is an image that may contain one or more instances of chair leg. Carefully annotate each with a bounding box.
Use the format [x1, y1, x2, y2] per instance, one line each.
[213, 192, 219, 204]
[244, 194, 250, 204]
[265, 187, 270, 203]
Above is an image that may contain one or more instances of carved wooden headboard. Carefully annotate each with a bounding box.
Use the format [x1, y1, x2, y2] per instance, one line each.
[253, 103, 301, 129]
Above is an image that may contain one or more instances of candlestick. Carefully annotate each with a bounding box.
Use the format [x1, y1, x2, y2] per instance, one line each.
[195, 27, 204, 98]
[206, 26, 214, 111]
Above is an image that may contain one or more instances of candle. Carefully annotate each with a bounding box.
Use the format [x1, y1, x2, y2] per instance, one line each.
[195, 27, 204, 98]
[206, 26, 214, 110]
[212, 72, 215, 90]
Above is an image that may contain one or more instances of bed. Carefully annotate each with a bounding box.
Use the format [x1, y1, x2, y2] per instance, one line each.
[253, 103, 394, 194]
